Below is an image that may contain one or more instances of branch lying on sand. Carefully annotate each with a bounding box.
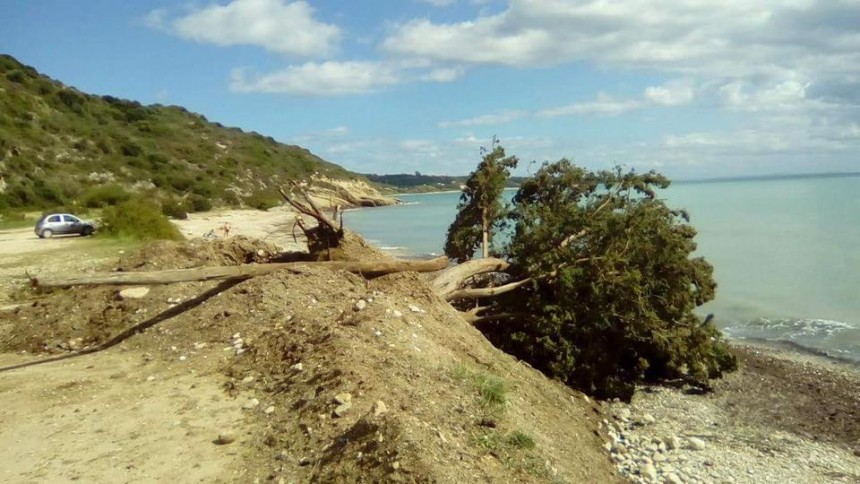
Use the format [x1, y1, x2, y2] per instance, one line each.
[31, 257, 449, 288]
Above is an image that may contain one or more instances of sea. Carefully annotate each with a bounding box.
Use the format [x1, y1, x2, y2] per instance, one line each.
[344, 174, 860, 364]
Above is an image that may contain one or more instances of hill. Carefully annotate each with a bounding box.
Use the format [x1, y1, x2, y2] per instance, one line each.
[0, 54, 389, 212]
[365, 173, 526, 194]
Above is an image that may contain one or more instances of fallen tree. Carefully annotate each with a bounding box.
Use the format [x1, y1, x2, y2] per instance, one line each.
[438, 148, 737, 400]
[31, 256, 449, 288]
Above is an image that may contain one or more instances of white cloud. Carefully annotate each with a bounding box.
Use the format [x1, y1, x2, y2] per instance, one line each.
[416, 0, 457, 6]
[230, 61, 401, 95]
[537, 93, 643, 118]
[439, 110, 526, 127]
[644, 79, 695, 107]
[168, 0, 340, 57]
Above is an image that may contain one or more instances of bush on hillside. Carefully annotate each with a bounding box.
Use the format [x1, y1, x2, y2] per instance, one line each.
[243, 189, 281, 211]
[98, 198, 184, 241]
[161, 198, 189, 220]
[188, 194, 212, 212]
[81, 184, 131, 208]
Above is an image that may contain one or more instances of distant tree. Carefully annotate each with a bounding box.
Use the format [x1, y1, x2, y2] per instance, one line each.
[444, 138, 518, 262]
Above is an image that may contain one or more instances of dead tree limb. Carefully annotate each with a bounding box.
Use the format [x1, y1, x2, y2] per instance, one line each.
[458, 306, 521, 325]
[446, 277, 532, 301]
[31, 257, 449, 288]
[431, 257, 509, 298]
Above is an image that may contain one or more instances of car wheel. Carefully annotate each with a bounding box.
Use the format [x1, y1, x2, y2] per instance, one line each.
[41, 229, 54, 238]
[81, 227, 94, 236]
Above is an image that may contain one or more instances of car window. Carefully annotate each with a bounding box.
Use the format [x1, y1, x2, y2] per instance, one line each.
[64, 216, 80, 223]
[47, 215, 61, 223]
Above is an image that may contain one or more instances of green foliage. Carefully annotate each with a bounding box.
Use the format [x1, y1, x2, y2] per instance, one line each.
[451, 365, 508, 416]
[0, 53, 360, 211]
[187, 194, 212, 212]
[474, 159, 736, 399]
[243, 189, 281, 211]
[160, 197, 189, 220]
[445, 138, 518, 262]
[5, 70, 26, 83]
[81, 184, 131, 208]
[98, 198, 184, 241]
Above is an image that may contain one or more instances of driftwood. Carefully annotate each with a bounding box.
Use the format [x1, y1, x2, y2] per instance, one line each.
[32, 257, 449, 288]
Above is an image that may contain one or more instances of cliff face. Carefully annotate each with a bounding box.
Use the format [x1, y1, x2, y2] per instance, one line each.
[306, 176, 399, 208]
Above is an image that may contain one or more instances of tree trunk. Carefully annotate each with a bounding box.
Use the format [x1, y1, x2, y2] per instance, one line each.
[32, 257, 449, 288]
[481, 211, 489, 259]
[431, 257, 508, 298]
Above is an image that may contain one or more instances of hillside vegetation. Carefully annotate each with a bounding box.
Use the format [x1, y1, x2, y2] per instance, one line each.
[0, 54, 363, 212]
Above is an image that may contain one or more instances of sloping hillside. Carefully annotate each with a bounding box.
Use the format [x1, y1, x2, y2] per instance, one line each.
[0, 54, 383, 211]
[0, 236, 618, 482]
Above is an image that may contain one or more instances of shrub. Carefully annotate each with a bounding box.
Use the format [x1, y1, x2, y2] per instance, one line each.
[81, 184, 131, 208]
[5, 70, 26, 83]
[188, 194, 212, 212]
[161, 198, 189, 220]
[98, 198, 183, 241]
[243, 189, 280, 211]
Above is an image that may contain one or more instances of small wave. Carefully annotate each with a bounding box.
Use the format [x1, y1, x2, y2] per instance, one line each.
[379, 246, 405, 251]
[724, 317, 853, 338]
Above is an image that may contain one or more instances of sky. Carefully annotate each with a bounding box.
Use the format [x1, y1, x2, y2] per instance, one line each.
[1, 0, 859, 178]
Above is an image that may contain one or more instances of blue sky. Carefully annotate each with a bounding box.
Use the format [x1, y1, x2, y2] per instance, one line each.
[2, 0, 859, 178]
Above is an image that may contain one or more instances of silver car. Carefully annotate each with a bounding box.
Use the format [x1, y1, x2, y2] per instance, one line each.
[34, 213, 96, 238]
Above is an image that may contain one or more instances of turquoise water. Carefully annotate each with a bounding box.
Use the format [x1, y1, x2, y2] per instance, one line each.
[344, 175, 860, 362]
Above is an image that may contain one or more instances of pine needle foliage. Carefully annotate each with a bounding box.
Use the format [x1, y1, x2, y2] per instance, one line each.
[444, 138, 518, 262]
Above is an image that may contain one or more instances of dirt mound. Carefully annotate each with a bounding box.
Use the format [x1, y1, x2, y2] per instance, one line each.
[120, 236, 283, 270]
[0, 236, 618, 482]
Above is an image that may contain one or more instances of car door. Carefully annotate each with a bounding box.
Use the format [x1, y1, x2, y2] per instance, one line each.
[45, 214, 63, 233]
[62, 215, 81, 234]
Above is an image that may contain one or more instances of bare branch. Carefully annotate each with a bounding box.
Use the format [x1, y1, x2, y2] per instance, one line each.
[446, 277, 532, 301]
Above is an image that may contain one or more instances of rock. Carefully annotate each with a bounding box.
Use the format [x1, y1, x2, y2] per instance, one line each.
[243, 398, 260, 410]
[290, 362, 303, 371]
[611, 443, 628, 455]
[664, 474, 683, 484]
[666, 435, 681, 450]
[407, 304, 425, 313]
[298, 457, 311, 466]
[642, 413, 656, 424]
[616, 408, 632, 421]
[333, 402, 352, 417]
[687, 437, 706, 450]
[334, 393, 352, 405]
[392, 310, 403, 318]
[215, 431, 236, 445]
[354, 299, 367, 311]
[118, 286, 150, 300]
[640, 463, 657, 481]
[179, 355, 187, 361]
[193, 342, 207, 350]
[232, 333, 241, 339]
[146, 375, 156, 382]
[264, 406, 275, 415]
[372, 400, 388, 417]
[242, 376, 255, 384]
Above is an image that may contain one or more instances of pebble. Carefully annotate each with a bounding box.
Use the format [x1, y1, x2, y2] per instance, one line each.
[290, 362, 303, 371]
[243, 398, 260, 410]
[354, 299, 367, 311]
[264, 406, 275, 415]
[687, 437, 706, 451]
[372, 400, 388, 417]
[334, 393, 352, 405]
[242, 376, 255, 384]
[640, 463, 657, 480]
[215, 431, 235, 445]
[392, 310, 403, 318]
[333, 402, 352, 417]
[118, 286, 150, 300]
[408, 304, 425, 313]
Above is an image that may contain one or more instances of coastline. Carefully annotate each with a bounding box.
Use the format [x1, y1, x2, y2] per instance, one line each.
[604, 340, 860, 483]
